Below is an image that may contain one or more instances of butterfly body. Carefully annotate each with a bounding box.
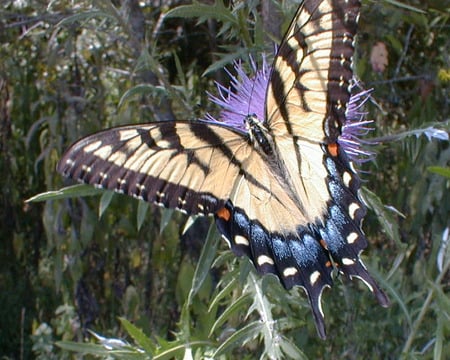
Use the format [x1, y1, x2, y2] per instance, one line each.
[244, 114, 274, 156]
[58, 0, 389, 339]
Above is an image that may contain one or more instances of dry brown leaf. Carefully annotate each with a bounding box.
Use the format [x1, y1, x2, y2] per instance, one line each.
[370, 41, 389, 73]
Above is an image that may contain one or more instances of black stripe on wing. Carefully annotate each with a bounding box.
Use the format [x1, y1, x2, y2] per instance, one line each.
[326, 0, 360, 139]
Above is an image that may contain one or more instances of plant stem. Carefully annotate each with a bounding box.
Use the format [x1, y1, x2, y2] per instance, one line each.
[401, 259, 450, 355]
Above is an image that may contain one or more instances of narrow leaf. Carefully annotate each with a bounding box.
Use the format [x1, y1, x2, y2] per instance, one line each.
[213, 321, 264, 357]
[118, 84, 168, 109]
[99, 190, 114, 217]
[209, 293, 252, 336]
[361, 187, 402, 247]
[153, 341, 212, 360]
[159, 208, 175, 234]
[428, 166, 450, 178]
[165, 2, 236, 25]
[384, 0, 426, 13]
[56, 341, 111, 355]
[202, 49, 248, 76]
[26, 185, 104, 202]
[137, 201, 149, 231]
[188, 222, 220, 303]
[208, 277, 238, 312]
[278, 335, 308, 360]
[56, 10, 117, 28]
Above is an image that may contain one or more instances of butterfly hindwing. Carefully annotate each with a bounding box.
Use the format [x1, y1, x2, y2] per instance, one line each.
[321, 146, 390, 307]
[215, 202, 334, 340]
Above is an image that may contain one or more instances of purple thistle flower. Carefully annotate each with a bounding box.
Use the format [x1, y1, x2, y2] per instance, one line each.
[339, 86, 375, 162]
[204, 56, 270, 130]
[205, 57, 374, 162]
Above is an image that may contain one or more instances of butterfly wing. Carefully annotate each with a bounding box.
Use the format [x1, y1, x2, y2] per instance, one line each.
[58, 121, 250, 215]
[258, 0, 389, 336]
[57, 119, 337, 337]
[266, 0, 360, 142]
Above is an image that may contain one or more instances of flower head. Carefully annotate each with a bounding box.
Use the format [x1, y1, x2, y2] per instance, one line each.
[205, 56, 374, 162]
[204, 56, 270, 130]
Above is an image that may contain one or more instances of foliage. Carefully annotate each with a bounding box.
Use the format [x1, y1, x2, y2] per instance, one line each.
[0, 0, 448, 359]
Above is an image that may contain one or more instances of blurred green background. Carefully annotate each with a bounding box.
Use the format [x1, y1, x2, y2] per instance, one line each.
[0, 0, 449, 358]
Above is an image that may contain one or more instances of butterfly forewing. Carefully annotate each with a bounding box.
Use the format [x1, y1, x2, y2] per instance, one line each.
[58, 122, 253, 215]
[266, 0, 360, 142]
[259, 0, 364, 239]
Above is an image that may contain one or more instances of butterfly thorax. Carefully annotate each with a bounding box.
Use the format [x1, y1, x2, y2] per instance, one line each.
[244, 114, 274, 156]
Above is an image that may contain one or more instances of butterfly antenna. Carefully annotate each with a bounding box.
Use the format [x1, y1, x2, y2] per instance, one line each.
[247, 55, 258, 119]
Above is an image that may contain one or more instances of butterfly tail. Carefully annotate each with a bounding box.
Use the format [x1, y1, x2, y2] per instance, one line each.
[320, 209, 391, 308]
[339, 258, 391, 308]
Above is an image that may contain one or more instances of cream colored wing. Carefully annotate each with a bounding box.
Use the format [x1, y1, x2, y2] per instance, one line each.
[266, 0, 360, 142]
[58, 121, 259, 215]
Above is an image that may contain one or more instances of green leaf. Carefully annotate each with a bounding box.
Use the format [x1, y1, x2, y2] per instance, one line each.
[362, 187, 403, 247]
[160, 208, 175, 234]
[80, 202, 96, 246]
[188, 222, 220, 303]
[181, 215, 197, 234]
[247, 273, 273, 318]
[153, 342, 187, 360]
[118, 84, 168, 109]
[278, 335, 308, 360]
[153, 340, 213, 360]
[246, 273, 282, 359]
[137, 200, 149, 231]
[119, 317, 156, 354]
[99, 190, 114, 217]
[57, 339, 147, 359]
[56, 341, 110, 355]
[384, 0, 426, 13]
[25, 185, 104, 202]
[428, 166, 450, 178]
[164, 1, 236, 25]
[213, 321, 264, 357]
[202, 49, 248, 76]
[434, 315, 444, 360]
[208, 277, 238, 312]
[209, 293, 252, 336]
[56, 10, 117, 28]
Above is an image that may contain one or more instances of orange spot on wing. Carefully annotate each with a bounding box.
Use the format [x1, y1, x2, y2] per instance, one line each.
[325, 261, 332, 268]
[328, 143, 339, 157]
[320, 239, 328, 249]
[216, 207, 231, 221]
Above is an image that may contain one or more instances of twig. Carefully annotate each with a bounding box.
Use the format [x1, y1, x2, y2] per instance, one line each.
[394, 25, 414, 78]
[368, 74, 428, 86]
